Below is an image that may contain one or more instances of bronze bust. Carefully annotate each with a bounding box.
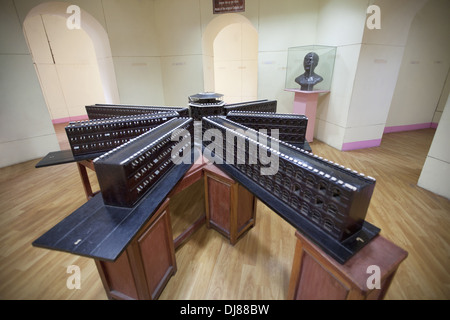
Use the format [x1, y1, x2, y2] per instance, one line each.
[295, 52, 323, 91]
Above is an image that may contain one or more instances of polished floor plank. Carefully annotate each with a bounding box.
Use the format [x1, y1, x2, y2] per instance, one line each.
[0, 127, 449, 300]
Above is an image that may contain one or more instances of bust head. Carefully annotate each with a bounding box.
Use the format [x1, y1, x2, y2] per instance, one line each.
[295, 52, 323, 91]
[303, 52, 319, 72]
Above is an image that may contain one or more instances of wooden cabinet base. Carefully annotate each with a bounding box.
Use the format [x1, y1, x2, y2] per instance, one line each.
[95, 199, 176, 300]
[204, 165, 256, 245]
[288, 230, 408, 300]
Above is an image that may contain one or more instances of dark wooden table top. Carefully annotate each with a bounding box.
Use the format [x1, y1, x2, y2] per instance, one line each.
[33, 150, 197, 262]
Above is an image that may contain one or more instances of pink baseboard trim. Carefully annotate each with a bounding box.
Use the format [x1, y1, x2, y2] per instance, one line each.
[342, 139, 382, 151]
[52, 115, 89, 124]
[383, 122, 438, 133]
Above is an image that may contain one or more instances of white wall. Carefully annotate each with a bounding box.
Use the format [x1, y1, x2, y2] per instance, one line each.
[103, 0, 165, 105]
[213, 22, 258, 103]
[24, 14, 105, 121]
[418, 93, 450, 199]
[314, 0, 368, 149]
[154, 0, 321, 110]
[19, 0, 164, 108]
[314, 0, 428, 150]
[386, 0, 450, 128]
[155, 0, 204, 106]
[433, 71, 450, 124]
[343, 0, 426, 147]
[0, 0, 59, 168]
[5, 0, 450, 170]
[257, 0, 318, 114]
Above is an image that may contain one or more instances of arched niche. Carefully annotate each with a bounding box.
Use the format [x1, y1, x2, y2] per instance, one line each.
[23, 2, 119, 121]
[202, 13, 258, 103]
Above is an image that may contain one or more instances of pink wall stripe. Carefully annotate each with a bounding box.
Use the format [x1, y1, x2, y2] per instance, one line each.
[342, 139, 382, 151]
[342, 122, 439, 151]
[383, 122, 438, 133]
[52, 115, 89, 124]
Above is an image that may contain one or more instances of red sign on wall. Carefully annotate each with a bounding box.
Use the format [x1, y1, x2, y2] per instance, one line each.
[213, 0, 245, 14]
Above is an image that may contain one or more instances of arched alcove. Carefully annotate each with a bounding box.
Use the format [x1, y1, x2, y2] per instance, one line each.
[23, 2, 119, 122]
[202, 13, 258, 103]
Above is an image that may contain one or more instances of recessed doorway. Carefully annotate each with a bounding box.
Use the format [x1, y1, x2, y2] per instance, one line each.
[23, 2, 119, 123]
[203, 14, 258, 103]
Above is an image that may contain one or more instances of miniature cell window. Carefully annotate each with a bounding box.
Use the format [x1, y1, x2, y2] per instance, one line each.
[274, 174, 282, 185]
[283, 178, 291, 189]
[332, 188, 341, 200]
[315, 197, 324, 207]
[300, 203, 309, 215]
[303, 190, 312, 202]
[306, 175, 315, 188]
[327, 204, 339, 215]
[324, 219, 334, 232]
[312, 211, 321, 224]
[292, 183, 301, 195]
[258, 176, 267, 188]
[274, 186, 281, 196]
[285, 164, 294, 176]
[319, 181, 327, 193]
[291, 197, 300, 209]
[295, 170, 303, 180]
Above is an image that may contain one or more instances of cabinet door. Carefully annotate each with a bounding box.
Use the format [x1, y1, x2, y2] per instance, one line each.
[295, 252, 349, 300]
[137, 203, 176, 300]
[96, 250, 139, 300]
[235, 184, 255, 233]
[206, 174, 232, 236]
[96, 199, 176, 300]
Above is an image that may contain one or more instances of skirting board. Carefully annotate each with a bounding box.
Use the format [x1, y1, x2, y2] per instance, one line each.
[384, 122, 438, 133]
[341, 139, 382, 151]
[342, 122, 438, 151]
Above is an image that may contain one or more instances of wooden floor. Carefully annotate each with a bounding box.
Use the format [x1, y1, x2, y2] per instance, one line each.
[0, 126, 449, 300]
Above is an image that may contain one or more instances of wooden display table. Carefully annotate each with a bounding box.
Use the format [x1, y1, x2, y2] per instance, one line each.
[76, 159, 98, 200]
[95, 199, 176, 300]
[94, 162, 257, 299]
[35, 149, 408, 300]
[288, 230, 408, 300]
[168, 155, 208, 249]
[203, 165, 256, 245]
[35, 150, 101, 201]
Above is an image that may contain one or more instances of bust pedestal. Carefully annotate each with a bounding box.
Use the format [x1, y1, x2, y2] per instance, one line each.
[285, 89, 329, 142]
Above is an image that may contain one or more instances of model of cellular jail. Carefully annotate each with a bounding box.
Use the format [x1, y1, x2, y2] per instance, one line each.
[188, 92, 226, 120]
[188, 93, 278, 120]
[202, 116, 376, 242]
[65, 111, 180, 156]
[85, 103, 190, 119]
[61, 98, 377, 252]
[93, 117, 193, 207]
[223, 99, 277, 115]
[226, 111, 308, 147]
